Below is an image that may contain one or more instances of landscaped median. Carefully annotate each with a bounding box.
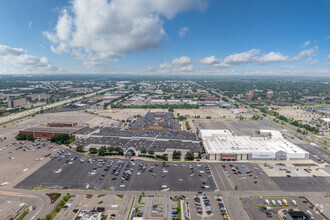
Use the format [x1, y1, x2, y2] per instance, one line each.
[39, 193, 74, 220]
[16, 208, 30, 220]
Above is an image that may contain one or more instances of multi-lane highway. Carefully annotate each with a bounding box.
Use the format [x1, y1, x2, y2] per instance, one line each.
[0, 86, 120, 125]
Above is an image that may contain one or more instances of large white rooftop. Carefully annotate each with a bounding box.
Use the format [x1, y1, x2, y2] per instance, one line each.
[200, 129, 308, 157]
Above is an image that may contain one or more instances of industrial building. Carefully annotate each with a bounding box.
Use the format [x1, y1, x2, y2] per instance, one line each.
[200, 129, 309, 161]
[19, 122, 88, 139]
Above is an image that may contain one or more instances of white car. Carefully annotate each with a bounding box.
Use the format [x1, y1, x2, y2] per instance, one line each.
[179, 179, 183, 182]
[136, 172, 141, 176]
[119, 185, 125, 188]
[161, 185, 167, 188]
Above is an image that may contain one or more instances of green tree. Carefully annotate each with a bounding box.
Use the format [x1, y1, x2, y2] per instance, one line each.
[98, 146, 107, 155]
[115, 147, 124, 155]
[185, 151, 195, 161]
[27, 134, 35, 141]
[76, 145, 85, 152]
[89, 147, 98, 154]
[141, 148, 147, 154]
[107, 147, 115, 153]
[172, 150, 181, 159]
[16, 133, 27, 140]
[50, 134, 70, 144]
[148, 150, 155, 155]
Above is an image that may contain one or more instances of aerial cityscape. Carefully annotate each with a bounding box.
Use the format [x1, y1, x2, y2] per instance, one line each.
[0, 1, 329, 220]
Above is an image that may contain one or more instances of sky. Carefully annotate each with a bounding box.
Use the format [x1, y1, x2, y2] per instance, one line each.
[0, 0, 329, 76]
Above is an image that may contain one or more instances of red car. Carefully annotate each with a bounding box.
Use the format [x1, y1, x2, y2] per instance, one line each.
[234, 172, 238, 175]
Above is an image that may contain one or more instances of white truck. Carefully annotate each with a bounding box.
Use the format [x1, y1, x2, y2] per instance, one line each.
[271, 200, 276, 206]
[292, 200, 297, 206]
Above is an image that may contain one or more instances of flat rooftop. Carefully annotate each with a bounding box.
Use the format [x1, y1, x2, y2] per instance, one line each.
[20, 125, 86, 133]
[73, 126, 201, 152]
[200, 129, 308, 156]
[74, 136, 201, 152]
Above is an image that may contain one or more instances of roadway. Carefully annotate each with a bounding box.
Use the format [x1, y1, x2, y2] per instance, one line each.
[0, 86, 121, 125]
[2, 187, 329, 220]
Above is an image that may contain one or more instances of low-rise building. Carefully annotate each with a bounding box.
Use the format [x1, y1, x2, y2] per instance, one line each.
[200, 129, 309, 161]
[266, 91, 274, 99]
[27, 93, 50, 101]
[7, 97, 27, 108]
[245, 91, 254, 100]
[19, 122, 88, 139]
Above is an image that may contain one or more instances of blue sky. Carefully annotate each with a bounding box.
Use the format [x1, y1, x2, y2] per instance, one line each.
[0, 0, 329, 75]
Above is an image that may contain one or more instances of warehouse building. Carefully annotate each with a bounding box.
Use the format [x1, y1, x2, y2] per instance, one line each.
[200, 129, 309, 161]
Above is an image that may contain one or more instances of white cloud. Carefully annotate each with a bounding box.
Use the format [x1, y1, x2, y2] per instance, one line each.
[178, 27, 189, 38]
[145, 56, 194, 73]
[304, 57, 318, 65]
[159, 63, 172, 69]
[293, 47, 317, 60]
[199, 56, 220, 65]
[303, 40, 310, 47]
[172, 56, 192, 66]
[281, 65, 296, 70]
[28, 21, 32, 29]
[44, 0, 208, 70]
[223, 49, 260, 65]
[198, 47, 319, 69]
[173, 64, 194, 72]
[0, 44, 58, 73]
[0, 44, 25, 56]
[254, 52, 290, 64]
[326, 54, 330, 66]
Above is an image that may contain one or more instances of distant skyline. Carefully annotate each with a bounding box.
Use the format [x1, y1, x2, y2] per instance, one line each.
[0, 0, 329, 76]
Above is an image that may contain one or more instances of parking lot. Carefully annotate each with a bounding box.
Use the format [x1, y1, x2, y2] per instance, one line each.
[55, 194, 134, 220]
[0, 194, 30, 220]
[211, 163, 281, 191]
[0, 139, 56, 187]
[271, 176, 330, 192]
[186, 194, 230, 220]
[191, 119, 279, 136]
[15, 152, 216, 191]
[242, 195, 325, 220]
